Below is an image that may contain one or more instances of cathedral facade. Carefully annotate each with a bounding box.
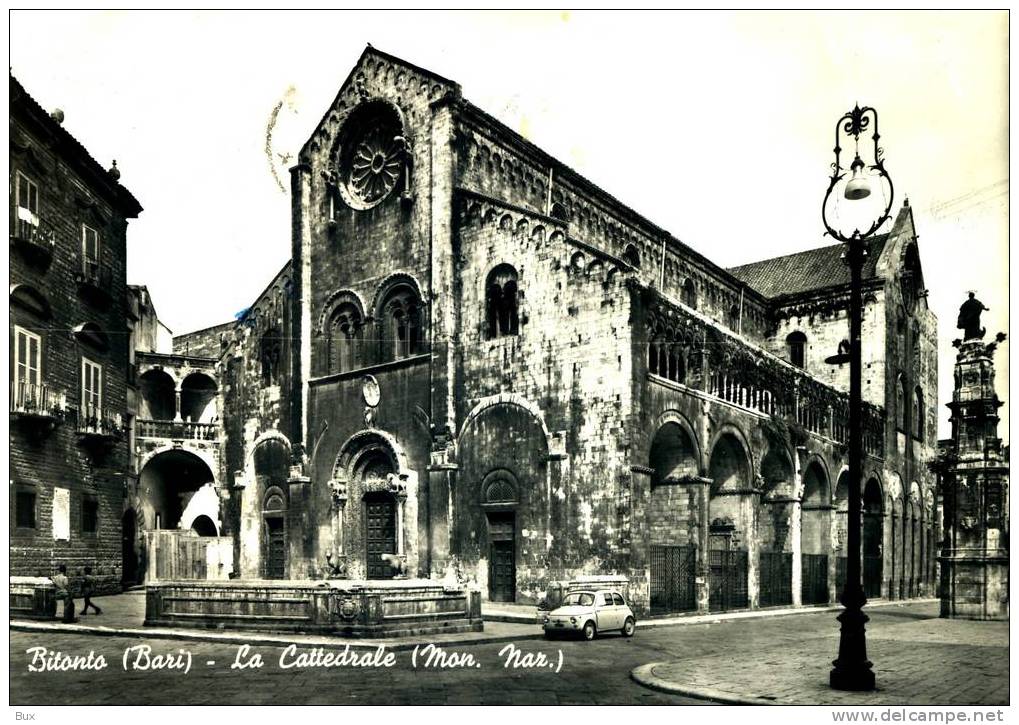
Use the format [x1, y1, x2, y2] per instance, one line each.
[163, 47, 939, 614]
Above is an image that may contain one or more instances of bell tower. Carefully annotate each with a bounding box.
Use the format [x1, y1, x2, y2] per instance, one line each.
[938, 294, 1009, 620]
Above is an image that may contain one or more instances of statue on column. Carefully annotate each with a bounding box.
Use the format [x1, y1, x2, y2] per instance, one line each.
[957, 292, 989, 341]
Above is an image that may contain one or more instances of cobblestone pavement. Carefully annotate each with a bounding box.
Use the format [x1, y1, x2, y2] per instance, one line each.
[11, 600, 1000, 706]
[634, 606, 1009, 706]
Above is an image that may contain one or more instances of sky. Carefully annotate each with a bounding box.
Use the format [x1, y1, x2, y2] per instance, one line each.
[9, 10, 1009, 442]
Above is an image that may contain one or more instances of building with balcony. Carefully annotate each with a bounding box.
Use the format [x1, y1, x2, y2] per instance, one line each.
[154, 48, 939, 616]
[9, 74, 142, 594]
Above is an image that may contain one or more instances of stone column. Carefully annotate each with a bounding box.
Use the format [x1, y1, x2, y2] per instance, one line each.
[174, 385, 182, 422]
[696, 476, 711, 613]
[791, 447, 805, 607]
[426, 440, 457, 579]
[287, 467, 310, 579]
[289, 163, 312, 451]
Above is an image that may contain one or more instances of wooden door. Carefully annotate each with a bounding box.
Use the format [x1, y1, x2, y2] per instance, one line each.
[266, 517, 286, 579]
[365, 496, 397, 579]
[487, 512, 515, 602]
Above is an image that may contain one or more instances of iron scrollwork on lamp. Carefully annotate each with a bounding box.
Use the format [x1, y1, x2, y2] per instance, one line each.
[822, 103, 894, 693]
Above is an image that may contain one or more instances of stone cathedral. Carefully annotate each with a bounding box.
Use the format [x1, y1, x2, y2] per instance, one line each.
[130, 46, 941, 615]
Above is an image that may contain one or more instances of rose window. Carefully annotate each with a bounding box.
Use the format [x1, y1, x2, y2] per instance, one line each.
[336, 101, 406, 211]
[348, 128, 403, 205]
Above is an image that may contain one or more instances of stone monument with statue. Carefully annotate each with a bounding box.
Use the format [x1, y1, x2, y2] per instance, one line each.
[937, 293, 1009, 620]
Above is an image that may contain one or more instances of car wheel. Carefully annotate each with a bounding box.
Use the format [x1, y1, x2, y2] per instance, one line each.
[582, 621, 596, 641]
[622, 617, 636, 638]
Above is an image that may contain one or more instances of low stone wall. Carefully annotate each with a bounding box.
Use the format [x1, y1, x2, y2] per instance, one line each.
[9, 576, 58, 620]
[145, 578, 483, 637]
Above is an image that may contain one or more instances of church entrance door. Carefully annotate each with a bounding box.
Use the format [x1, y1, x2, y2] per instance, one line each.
[487, 512, 516, 602]
[365, 493, 397, 579]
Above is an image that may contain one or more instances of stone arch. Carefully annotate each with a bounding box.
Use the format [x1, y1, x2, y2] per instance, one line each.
[138, 368, 176, 421]
[10, 283, 52, 319]
[864, 476, 887, 598]
[247, 430, 292, 468]
[333, 429, 410, 480]
[189, 513, 218, 537]
[801, 459, 832, 556]
[457, 393, 552, 450]
[760, 444, 795, 500]
[250, 435, 292, 579]
[372, 273, 426, 362]
[705, 425, 754, 485]
[138, 448, 217, 532]
[180, 371, 217, 423]
[648, 418, 700, 487]
[707, 429, 754, 549]
[139, 443, 217, 480]
[759, 443, 795, 567]
[649, 411, 701, 470]
[801, 455, 833, 502]
[369, 272, 425, 317]
[318, 288, 368, 335]
[455, 398, 550, 603]
[480, 468, 520, 507]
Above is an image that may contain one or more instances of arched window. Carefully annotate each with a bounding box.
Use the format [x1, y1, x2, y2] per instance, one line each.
[623, 244, 640, 268]
[896, 374, 908, 431]
[260, 326, 282, 385]
[486, 264, 519, 339]
[648, 330, 662, 375]
[681, 278, 697, 309]
[786, 331, 807, 369]
[550, 202, 570, 223]
[378, 284, 423, 361]
[913, 386, 924, 439]
[727, 304, 740, 330]
[328, 302, 362, 373]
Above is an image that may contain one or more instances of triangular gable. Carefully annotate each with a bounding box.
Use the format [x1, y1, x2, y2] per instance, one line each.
[299, 45, 460, 161]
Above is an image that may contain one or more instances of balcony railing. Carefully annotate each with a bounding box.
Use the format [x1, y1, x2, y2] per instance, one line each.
[75, 403, 124, 439]
[76, 259, 114, 306]
[137, 419, 218, 441]
[10, 217, 56, 267]
[647, 292, 885, 458]
[10, 381, 66, 419]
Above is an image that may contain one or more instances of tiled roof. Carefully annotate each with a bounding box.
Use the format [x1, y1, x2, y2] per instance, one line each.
[9, 74, 143, 217]
[727, 234, 888, 299]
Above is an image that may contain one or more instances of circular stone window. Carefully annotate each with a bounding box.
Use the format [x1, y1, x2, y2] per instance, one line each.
[336, 101, 405, 211]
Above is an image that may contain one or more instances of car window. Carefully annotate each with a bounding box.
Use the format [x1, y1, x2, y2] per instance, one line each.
[613, 593, 625, 606]
[601, 593, 613, 606]
[563, 592, 595, 606]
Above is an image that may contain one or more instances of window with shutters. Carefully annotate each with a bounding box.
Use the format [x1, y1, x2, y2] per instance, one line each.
[15, 172, 39, 226]
[82, 224, 100, 277]
[13, 327, 42, 407]
[81, 357, 103, 417]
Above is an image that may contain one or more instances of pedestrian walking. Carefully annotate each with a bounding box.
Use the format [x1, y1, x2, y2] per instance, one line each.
[51, 564, 77, 623]
[80, 566, 102, 615]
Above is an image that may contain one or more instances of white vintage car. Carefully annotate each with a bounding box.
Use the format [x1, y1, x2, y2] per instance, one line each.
[542, 589, 636, 640]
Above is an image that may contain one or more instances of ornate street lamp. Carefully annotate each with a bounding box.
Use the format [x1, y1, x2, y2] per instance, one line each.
[821, 105, 894, 692]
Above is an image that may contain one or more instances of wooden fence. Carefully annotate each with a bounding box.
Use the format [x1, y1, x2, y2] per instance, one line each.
[145, 530, 234, 582]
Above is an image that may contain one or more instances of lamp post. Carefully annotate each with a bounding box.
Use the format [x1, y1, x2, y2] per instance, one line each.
[821, 105, 894, 692]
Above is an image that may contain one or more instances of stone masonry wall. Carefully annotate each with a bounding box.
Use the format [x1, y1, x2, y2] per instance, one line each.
[10, 108, 133, 594]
